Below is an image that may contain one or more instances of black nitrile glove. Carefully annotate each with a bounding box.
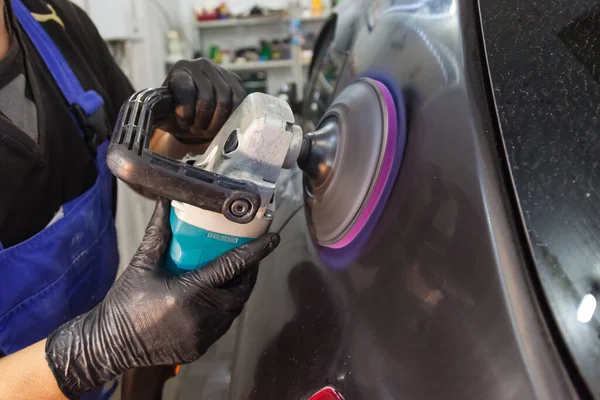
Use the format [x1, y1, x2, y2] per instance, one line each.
[158, 58, 246, 143]
[45, 198, 279, 399]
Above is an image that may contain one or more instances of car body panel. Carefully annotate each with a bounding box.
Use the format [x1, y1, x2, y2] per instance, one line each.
[227, 0, 593, 398]
[480, 0, 600, 395]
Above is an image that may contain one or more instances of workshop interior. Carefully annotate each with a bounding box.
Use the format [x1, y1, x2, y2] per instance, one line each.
[15, 0, 600, 399]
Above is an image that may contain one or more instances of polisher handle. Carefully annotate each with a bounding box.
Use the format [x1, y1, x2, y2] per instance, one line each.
[107, 87, 261, 224]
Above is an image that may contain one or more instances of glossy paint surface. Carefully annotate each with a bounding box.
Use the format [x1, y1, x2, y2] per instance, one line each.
[480, 0, 600, 395]
[227, 0, 592, 398]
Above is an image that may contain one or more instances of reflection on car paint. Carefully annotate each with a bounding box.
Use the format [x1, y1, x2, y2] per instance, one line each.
[228, 0, 592, 398]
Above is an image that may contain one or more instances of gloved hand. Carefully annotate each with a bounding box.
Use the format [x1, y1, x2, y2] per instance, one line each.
[157, 58, 246, 143]
[45, 198, 279, 399]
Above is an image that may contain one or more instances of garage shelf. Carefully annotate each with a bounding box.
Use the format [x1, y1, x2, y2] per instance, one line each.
[196, 15, 328, 29]
[220, 59, 310, 72]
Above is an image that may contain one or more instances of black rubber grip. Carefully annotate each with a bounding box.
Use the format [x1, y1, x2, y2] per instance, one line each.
[107, 88, 261, 224]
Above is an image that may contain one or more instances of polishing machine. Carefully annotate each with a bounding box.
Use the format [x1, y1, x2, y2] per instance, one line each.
[107, 77, 405, 274]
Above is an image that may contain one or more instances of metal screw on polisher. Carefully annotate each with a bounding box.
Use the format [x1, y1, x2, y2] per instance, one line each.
[230, 199, 251, 217]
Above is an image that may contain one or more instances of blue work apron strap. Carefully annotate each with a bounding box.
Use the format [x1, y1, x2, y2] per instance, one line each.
[11, 0, 107, 152]
[97, 379, 119, 400]
[0, 6, 120, 400]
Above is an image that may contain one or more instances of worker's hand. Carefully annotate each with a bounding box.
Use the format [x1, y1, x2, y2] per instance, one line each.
[45, 198, 279, 398]
[157, 58, 246, 144]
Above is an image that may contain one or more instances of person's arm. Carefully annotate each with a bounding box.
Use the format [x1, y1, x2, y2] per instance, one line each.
[0, 340, 65, 400]
[0, 199, 279, 399]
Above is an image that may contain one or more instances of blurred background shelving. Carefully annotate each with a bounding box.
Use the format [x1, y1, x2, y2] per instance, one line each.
[71, 0, 336, 104]
[195, 14, 328, 28]
[193, 5, 331, 103]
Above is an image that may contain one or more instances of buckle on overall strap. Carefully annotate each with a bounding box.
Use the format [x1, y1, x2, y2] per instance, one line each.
[71, 91, 108, 155]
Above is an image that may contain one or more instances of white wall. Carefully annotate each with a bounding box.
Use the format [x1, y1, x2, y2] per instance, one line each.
[127, 0, 183, 89]
[73, 0, 174, 88]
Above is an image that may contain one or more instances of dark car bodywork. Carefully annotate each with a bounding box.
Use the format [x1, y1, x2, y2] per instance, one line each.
[220, 1, 600, 399]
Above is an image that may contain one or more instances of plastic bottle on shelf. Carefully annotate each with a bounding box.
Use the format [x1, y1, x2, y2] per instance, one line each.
[312, 0, 324, 16]
[271, 40, 282, 60]
[288, 0, 304, 49]
[288, 1, 304, 105]
[209, 45, 222, 64]
[259, 40, 272, 61]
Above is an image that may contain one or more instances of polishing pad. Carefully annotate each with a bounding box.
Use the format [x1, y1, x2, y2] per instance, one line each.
[303, 78, 406, 257]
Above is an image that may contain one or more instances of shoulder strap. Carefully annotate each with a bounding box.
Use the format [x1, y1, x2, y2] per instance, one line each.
[10, 1, 103, 118]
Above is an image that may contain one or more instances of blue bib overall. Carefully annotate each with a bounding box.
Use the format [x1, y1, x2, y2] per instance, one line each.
[0, 1, 119, 398]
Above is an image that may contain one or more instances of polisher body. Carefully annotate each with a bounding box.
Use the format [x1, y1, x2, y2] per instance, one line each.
[166, 92, 304, 274]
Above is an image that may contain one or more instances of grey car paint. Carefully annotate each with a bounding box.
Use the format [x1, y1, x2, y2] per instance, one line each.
[480, 0, 600, 396]
[226, 0, 591, 398]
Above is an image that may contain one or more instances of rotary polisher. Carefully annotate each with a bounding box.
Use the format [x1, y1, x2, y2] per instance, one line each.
[107, 78, 406, 274]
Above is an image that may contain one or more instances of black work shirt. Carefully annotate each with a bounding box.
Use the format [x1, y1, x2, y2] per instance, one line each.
[0, 0, 134, 247]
